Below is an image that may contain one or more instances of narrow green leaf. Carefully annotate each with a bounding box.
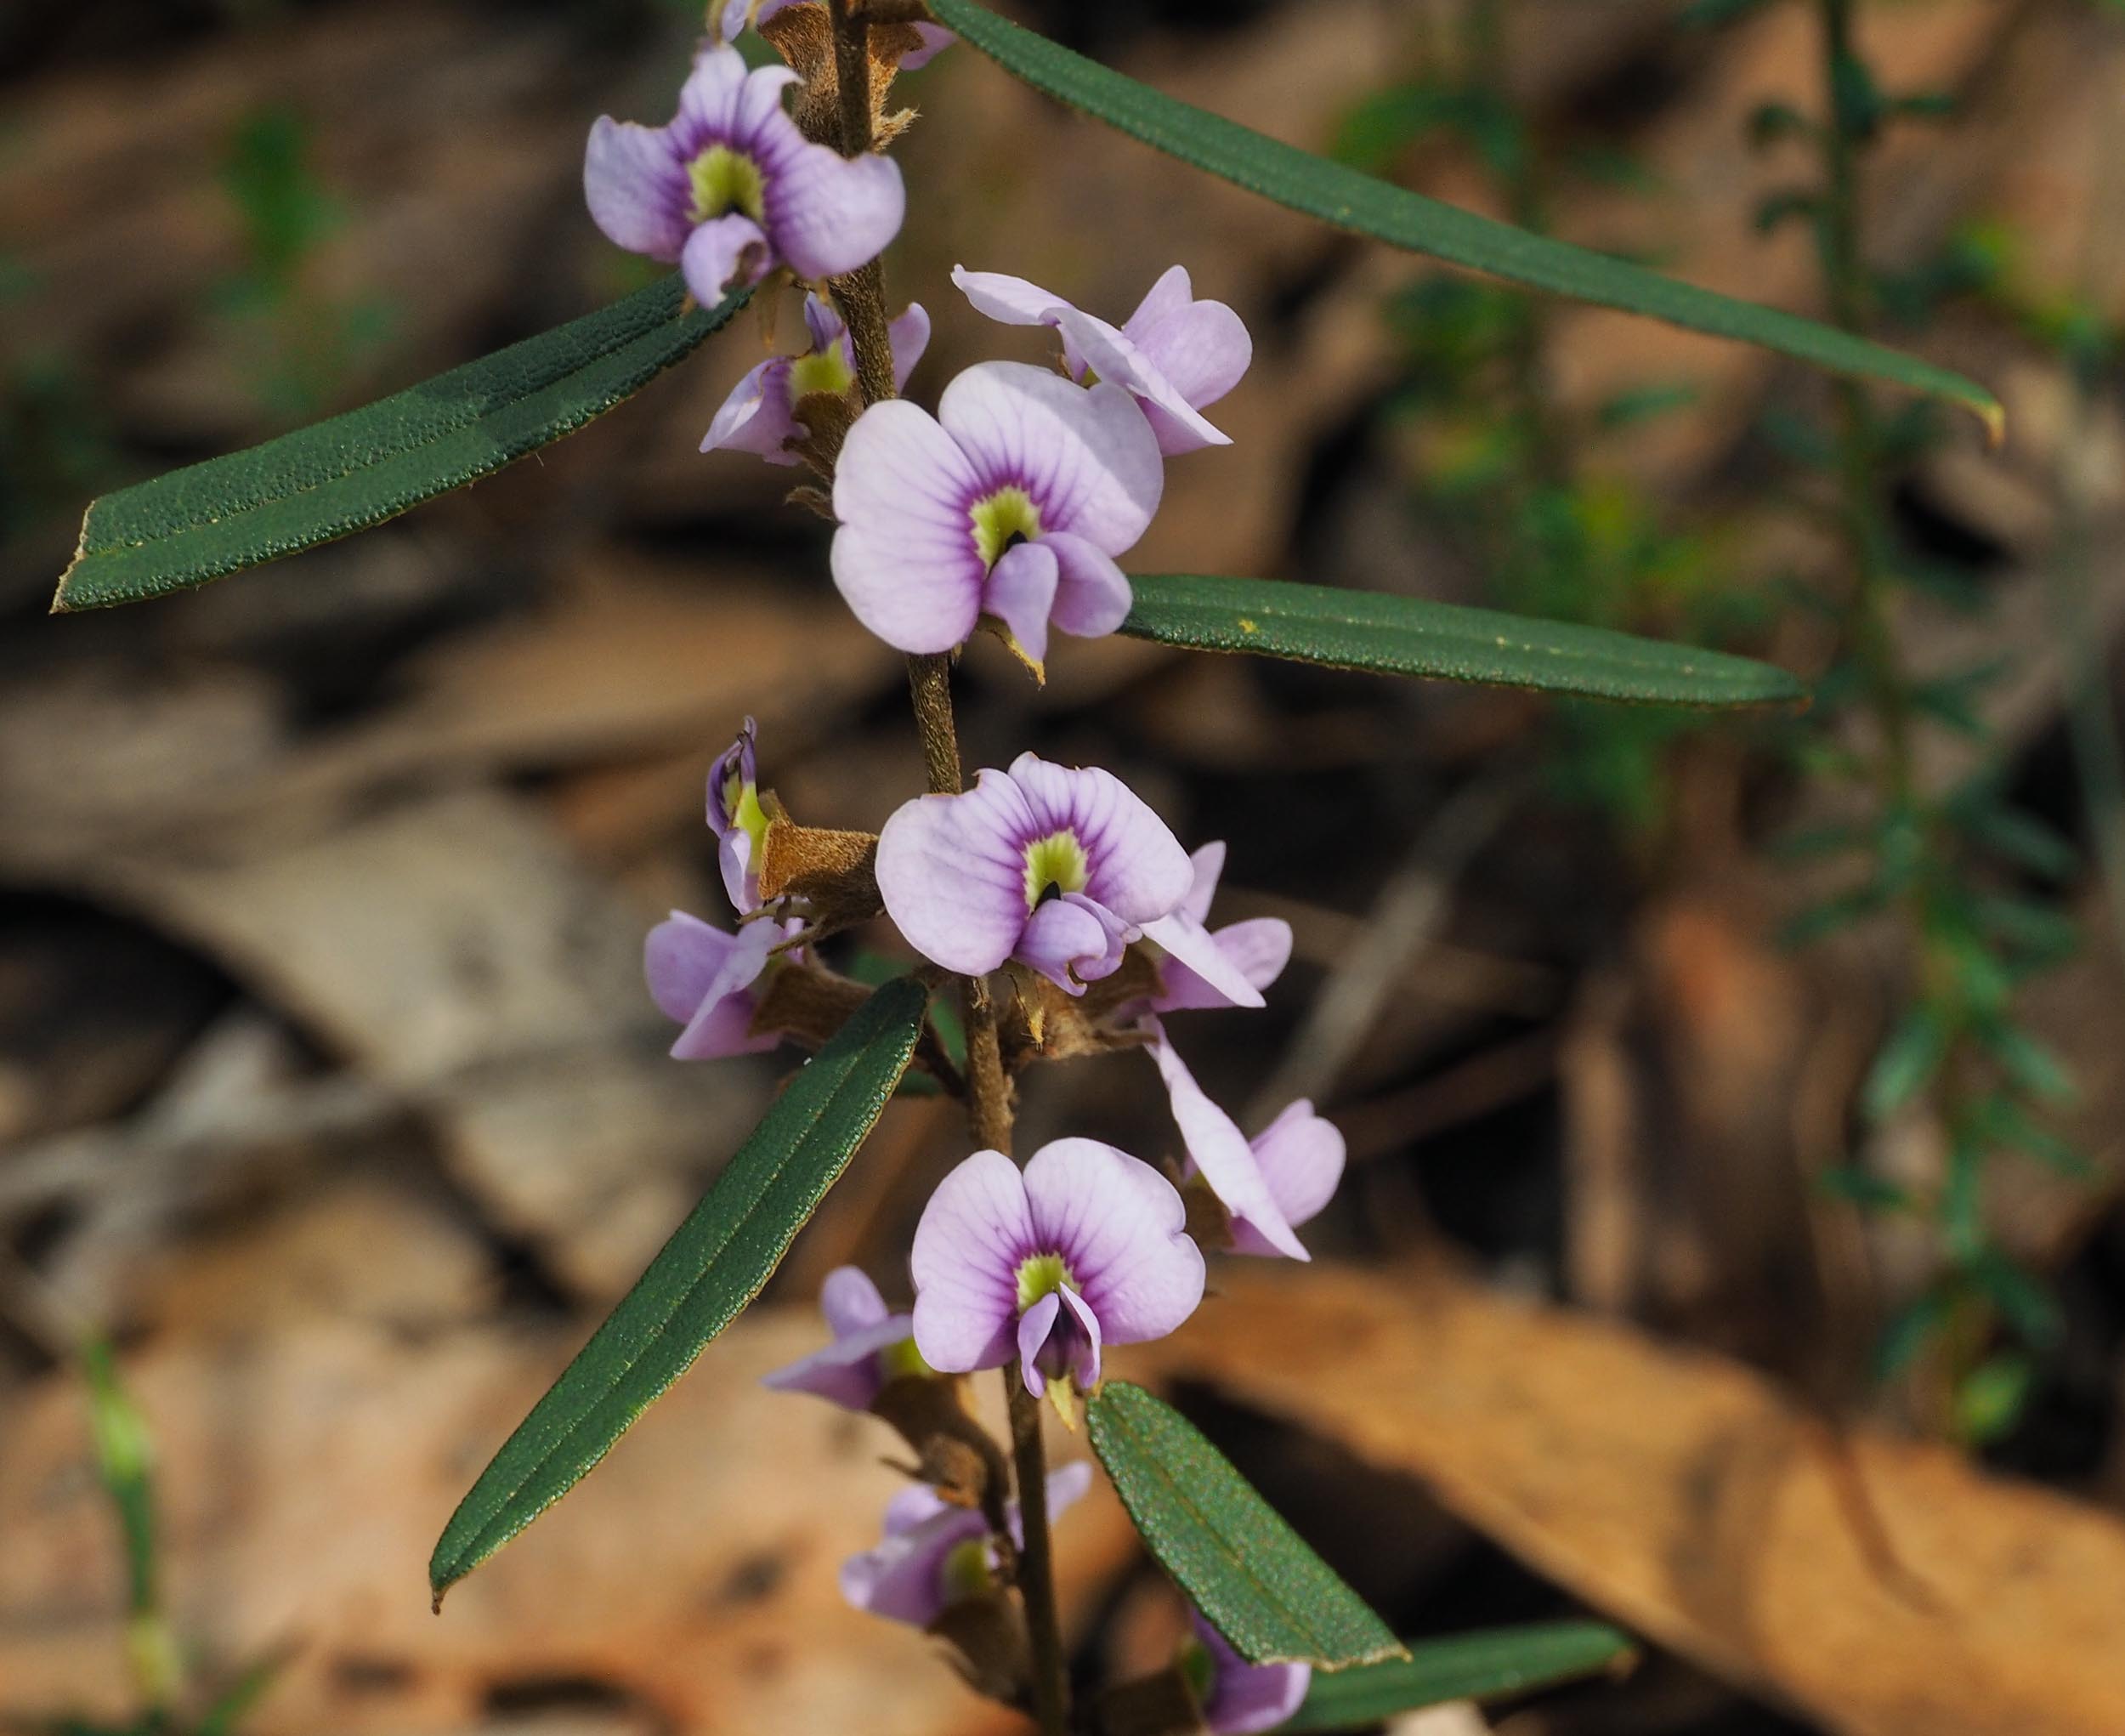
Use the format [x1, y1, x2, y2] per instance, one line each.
[1277, 1620, 1636, 1730]
[1119, 574, 1805, 708]
[82, 1342, 158, 1625]
[928, 0, 1999, 431]
[54, 275, 745, 611]
[1086, 1381, 1403, 1669]
[428, 977, 926, 1603]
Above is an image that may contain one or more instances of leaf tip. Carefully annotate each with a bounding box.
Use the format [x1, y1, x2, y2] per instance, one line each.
[1979, 396, 2007, 450]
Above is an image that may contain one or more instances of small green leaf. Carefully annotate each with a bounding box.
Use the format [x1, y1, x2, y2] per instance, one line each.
[1277, 1620, 1636, 1730]
[1086, 1381, 1403, 1669]
[54, 275, 745, 611]
[428, 977, 926, 1603]
[1119, 575, 1804, 708]
[927, 0, 1998, 430]
[1861, 1005, 1950, 1122]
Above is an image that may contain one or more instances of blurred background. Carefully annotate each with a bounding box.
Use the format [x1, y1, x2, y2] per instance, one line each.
[5, 0, 2125, 1731]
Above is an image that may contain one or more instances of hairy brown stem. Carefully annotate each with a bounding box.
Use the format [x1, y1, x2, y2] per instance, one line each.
[817, 4, 1066, 1726]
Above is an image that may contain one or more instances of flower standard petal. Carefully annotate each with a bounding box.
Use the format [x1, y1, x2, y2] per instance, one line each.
[1123, 267, 1253, 457]
[822, 1265, 889, 1336]
[682, 211, 774, 302]
[887, 302, 932, 391]
[584, 119, 690, 260]
[1005, 753, 1193, 928]
[902, 22, 955, 67]
[1048, 304, 1232, 451]
[937, 362, 1163, 557]
[831, 400, 987, 653]
[1244, 1101, 1346, 1244]
[1147, 1030, 1307, 1261]
[1043, 530, 1135, 640]
[762, 138, 907, 281]
[876, 769, 1040, 975]
[1020, 1138, 1205, 1347]
[910, 1149, 1036, 1373]
[1180, 841, 1227, 927]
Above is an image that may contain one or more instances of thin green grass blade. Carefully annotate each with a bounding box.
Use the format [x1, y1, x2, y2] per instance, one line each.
[1278, 1620, 1638, 1730]
[1086, 1381, 1404, 1669]
[54, 276, 745, 611]
[428, 978, 926, 1604]
[1120, 574, 1806, 707]
[929, 0, 1998, 432]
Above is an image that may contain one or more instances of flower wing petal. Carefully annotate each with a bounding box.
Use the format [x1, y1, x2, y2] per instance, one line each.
[952, 265, 1071, 327]
[666, 917, 780, 1059]
[1016, 1289, 1062, 1397]
[1043, 530, 1134, 640]
[1141, 912, 1266, 1009]
[702, 355, 802, 462]
[682, 212, 773, 303]
[1248, 1100, 1346, 1235]
[759, 1312, 908, 1409]
[983, 538, 1059, 672]
[822, 1264, 889, 1336]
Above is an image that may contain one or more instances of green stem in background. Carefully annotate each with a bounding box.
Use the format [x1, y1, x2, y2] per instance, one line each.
[819, 6, 1065, 1727]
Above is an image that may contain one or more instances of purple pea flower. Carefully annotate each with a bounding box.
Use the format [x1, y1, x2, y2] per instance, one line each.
[1183, 1610, 1312, 1734]
[704, 293, 930, 464]
[910, 1140, 1205, 1403]
[762, 1267, 926, 1410]
[1147, 1025, 1345, 1260]
[644, 911, 782, 1060]
[645, 719, 798, 1059]
[830, 361, 1163, 672]
[584, 42, 905, 308]
[706, 715, 768, 911]
[718, 0, 954, 66]
[874, 752, 1262, 1002]
[1145, 841, 1294, 1013]
[953, 264, 1252, 457]
[840, 1461, 1093, 1627]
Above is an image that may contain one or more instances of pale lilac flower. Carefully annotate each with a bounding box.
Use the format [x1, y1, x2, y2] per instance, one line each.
[584, 42, 904, 307]
[910, 1140, 1205, 1401]
[875, 752, 1260, 1001]
[703, 294, 930, 464]
[1183, 1610, 1312, 1734]
[840, 1462, 1092, 1627]
[953, 264, 1252, 457]
[830, 361, 1162, 671]
[1147, 1025, 1344, 1260]
[1145, 841, 1293, 1013]
[717, 0, 954, 65]
[645, 911, 781, 1060]
[762, 1267, 926, 1410]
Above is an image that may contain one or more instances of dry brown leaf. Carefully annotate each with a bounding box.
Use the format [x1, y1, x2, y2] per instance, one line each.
[0, 1311, 1134, 1733]
[1124, 1262, 2125, 1736]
